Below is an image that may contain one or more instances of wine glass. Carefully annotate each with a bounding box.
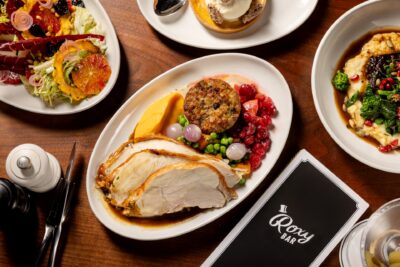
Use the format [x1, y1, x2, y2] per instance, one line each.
[340, 198, 400, 267]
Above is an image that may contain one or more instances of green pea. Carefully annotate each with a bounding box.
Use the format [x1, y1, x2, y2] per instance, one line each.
[206, 144, 214, 153]
[221, 138, 229, 145]
[227, 137, 233, 144]
[210, 132, 218, 139]
[177, 136, 185, 142]
[238, 178, 246, 186]
[184, 120, 190, 127]
[213, 143, 220, 151]
[192, 143, 199, 149]
[178, 117, 186, 126]
[220, 145, 226, 155]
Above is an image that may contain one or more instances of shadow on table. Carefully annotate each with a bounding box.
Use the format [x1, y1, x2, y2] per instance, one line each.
[0, 196, 39, 267]
[0, 40, 130, 130]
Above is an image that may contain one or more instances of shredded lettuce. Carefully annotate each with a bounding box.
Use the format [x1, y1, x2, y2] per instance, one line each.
[27, 59, 72, 107]
[72, 7, 103, 35]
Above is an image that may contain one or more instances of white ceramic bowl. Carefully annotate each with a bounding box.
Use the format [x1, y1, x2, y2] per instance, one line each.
[312, 0, 400, 173]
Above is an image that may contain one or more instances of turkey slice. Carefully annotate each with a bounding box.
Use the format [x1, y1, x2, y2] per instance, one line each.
[96, 135, 241, 189]
[106, 149, 238, 206]
[120, 162, 234, 218]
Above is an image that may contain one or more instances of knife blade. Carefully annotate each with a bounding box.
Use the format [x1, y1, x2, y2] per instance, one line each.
[47, 142, 77, 267]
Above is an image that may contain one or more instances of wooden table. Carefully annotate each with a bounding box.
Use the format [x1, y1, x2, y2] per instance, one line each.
[1, 0, 398, 266]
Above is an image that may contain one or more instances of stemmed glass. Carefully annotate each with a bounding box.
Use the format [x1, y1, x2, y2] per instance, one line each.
[340, 198, 400, 267]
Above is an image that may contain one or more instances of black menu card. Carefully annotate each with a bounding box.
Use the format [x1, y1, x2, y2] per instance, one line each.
[202, 149, 368, 267]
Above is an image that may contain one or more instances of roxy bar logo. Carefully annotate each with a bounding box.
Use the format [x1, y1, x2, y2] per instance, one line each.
[268, 205, 314, 245]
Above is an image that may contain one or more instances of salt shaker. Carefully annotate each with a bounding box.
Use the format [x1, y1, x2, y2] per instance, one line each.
[6, 144, 61, 193]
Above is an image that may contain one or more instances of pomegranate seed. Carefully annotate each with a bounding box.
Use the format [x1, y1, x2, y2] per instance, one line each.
[249, 154, 262, 170]
[256, 117, 268, 127]
[364, 120, 373, 127]
[261, 139, 271, 151]
[239, 130, 246, 139]
[379, 145, 392, 153]
[256, 128, 269, 140]
[240, 95, 248, 103]
[350, 74, 359, 81]
[239, 84, 257, 99]
[379, 80, 385, 90]
[386, 83, 392, 90]
[244, 136, 255, 146]
[391, 139, 399, 147]
[387, 77, 394, 84]
[243, 112, 252, 122]
[246, 123, 256, 135]
[252, 143, 267, 156]
[255, 93, 265, 101]
[397, 70, 400, 77]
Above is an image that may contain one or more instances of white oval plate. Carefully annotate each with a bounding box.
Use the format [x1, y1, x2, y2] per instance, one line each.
[312, 0, 400, 173]
[86, 53, 292, 240]
[0, 0, 120, 115]
[136, 0, 318, 50]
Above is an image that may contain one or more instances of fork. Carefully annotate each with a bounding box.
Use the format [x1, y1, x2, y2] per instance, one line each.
[34, 177, 66, 267]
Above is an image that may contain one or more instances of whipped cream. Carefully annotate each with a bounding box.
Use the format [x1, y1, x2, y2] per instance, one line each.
[206, 0, 252, 22]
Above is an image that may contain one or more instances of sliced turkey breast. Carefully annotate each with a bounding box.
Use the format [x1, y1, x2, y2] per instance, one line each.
[108, 150, 188, 205]
[96, 135, 241, 189]
[120, 162, 234, 217]
[106, 149, 239, 206]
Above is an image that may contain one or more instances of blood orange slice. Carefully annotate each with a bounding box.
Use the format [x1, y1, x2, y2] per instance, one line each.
[71, 54, 111, 96]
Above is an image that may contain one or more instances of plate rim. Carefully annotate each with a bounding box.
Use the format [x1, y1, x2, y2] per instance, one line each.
[136, 0, 319, 50]
[86, 52, 293, 240]
[311, 0, 400, 173]
[0, 0, 121, 115]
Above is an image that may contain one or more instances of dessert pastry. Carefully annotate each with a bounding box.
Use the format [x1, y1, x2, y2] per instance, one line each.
[190, 0, 267, 33]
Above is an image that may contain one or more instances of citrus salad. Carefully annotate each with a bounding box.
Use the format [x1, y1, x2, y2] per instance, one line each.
[0, 0, 111, 106]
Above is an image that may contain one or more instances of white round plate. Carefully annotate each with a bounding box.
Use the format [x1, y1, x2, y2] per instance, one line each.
[136, 0, 318, 50]
[312, 0, 400, 173]
[0, 0, 120, 115]
[86, 53, 292, 240]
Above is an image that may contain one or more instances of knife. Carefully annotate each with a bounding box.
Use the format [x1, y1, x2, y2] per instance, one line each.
[47, 142, 77, 267]
[34, 177, 66, 267]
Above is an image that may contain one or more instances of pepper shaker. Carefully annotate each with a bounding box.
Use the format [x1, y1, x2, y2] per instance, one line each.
[0, 178, 31, 215]
[6, 144, 61, 193]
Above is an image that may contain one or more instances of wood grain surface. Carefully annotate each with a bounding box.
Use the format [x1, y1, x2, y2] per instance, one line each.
[1, 0, 398, 266]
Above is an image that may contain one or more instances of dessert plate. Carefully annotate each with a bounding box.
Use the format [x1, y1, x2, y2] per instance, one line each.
[86, 53, 292, 240]
[0, 0, 120, 115]
[136, 0, 318, 50]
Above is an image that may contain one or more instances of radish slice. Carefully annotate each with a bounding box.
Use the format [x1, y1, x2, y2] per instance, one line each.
[28, 74, 43, 87]
[10, 11, 33, 32]
[37, 0, 53, 9]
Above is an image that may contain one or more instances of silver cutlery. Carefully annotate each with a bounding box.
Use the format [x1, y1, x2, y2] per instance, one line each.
[34, 142, 77, 267]
[154, 0, 187, 16]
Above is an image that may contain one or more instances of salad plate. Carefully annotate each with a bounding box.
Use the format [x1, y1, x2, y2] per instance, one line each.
[0, 0, 120, 115]
[136, 0, 318, 50]
[312, 0, 400, 173]
[86, 53, 292, 240]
